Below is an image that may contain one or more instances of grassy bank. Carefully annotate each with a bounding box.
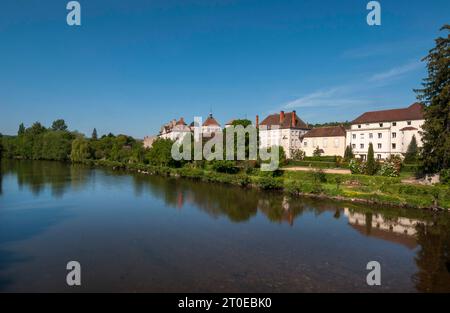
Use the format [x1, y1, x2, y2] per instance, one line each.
[78, 159, 450, 210]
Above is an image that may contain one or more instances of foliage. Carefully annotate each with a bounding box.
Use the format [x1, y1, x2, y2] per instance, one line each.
[145, 138, 179, 167]
[440, 169, 450, 185]
[404, 135, 419, 163]
[378, 162, 399, 177]
[211, 160, 239, 174]
[92, 128, 98, 140]
[51, 119, 68, 131]
[349, 159, 363, 174]
[291, 149, 305, 161]
[70, 137, 91, 162]
[366, 143, 376, 175]
[344, 145, 354, 160]
[313, 146, 322, 157]
[415, 25, 450, 173]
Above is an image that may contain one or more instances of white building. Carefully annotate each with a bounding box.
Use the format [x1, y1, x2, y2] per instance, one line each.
[258, 110, 310, 159]
[158, 117, 191, 141]
[201, 113, 222, 137]
[302, 126, 347, 157]
[346, 103, 425, 160]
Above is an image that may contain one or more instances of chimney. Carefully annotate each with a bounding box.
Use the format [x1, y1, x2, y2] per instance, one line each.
[280, 111, 285, 124]
[255, 115, 259, 128]
[291, 110, 296, 127]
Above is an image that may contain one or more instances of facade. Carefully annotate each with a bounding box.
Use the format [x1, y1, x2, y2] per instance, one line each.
[302, 126, 347, 157]
[258, 110, 310, 158]
[143, 135, 157, 149]
[346, 103, 424, 160]
[158, 117, 191, 141]
[202, 113, 222, 137]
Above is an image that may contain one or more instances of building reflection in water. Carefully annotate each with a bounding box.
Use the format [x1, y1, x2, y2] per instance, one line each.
[344, 208, 423, 249]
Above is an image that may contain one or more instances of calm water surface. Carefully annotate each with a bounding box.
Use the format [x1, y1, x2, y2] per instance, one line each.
[0, 160, 449, 292]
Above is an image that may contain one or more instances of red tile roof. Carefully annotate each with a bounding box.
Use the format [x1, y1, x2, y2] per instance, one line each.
[259, 111, 309, 129]
[175, 117, 186, 126]
[304, 125, 346, 138]
[202, 114, 221, 127]
[351, 103, 424, 124]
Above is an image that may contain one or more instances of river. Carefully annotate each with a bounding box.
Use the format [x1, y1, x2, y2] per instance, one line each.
[0, 160, 449, 292]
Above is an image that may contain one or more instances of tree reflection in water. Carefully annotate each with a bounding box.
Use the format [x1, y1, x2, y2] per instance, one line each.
[1, 159, 450, 292]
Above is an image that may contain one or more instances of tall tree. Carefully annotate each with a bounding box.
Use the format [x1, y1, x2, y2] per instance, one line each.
[18, 123, 25, 136]
[366, 143, 376, 175]
[344, 145, 354, 160]
[92, 128, 98, 140]
[415, 25, 450, 173]
[405, 135, 419, 163]
[51, 119, 68, 131]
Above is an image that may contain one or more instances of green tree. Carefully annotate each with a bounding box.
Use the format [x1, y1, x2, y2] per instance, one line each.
[415, 25, 450, 173]
[51, 119, 68, 131]
[92, 128, 98, 140]
[70, 137, 91, 162]
[313, 146, 322, 157]
[366, 143, 376, 175]
[0, 133, 3, 159]
[18, 123, 25, 136]
[344, 145, 354, 160]
[404, 135, 419, 163]
[145, 138, 178, 167]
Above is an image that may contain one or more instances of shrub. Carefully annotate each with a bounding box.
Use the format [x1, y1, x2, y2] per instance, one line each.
[349, 159, 364, 174]
[378, 162, 399, 177]
[440, 169, 450, 185]
[311, 169, 327, 183]
[291, 149, 305, 161]
[211, 160, 239, 174]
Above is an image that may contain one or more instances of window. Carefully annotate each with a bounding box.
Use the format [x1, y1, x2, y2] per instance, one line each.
[352, 134, 356, 139]
[352, 144, 356, 149]
[360, 144, 364, 149]
[360, 154, 366, 161]
[360, 133, 364, 139]
[392, 132, 396, 138]
[378, 133, 382, 139]
[379, 123, 383, 127]
[392, 143, 396, 149]
[392, 122, 396, 126]
[369, 133, 373, 139]
[334, 138, 339, 148]
[304, 141, 307, 147]
[358, 125, 361, 128]
[407, 121, 412, 125]
[377, 143, 382, 149]
[377, 154, 382, 160]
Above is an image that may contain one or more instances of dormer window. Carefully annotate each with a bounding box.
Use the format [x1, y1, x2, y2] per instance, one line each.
[379, 123, 383, 127]
[358, 125, 361, 128]
[392, 122, 397, 126]
[407, 121, 412, 125]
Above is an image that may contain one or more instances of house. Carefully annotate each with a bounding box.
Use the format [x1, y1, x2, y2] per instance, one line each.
[302, 125, 347, 157]
[202, 113, 222, 137]
[346, 103, 425, 160]
[158, 117, 191, 141]
[258, 110, 310, 158]
[143, 135, 157, 149]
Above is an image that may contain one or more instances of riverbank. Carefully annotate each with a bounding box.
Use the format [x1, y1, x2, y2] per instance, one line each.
[72, 159, 450, 211]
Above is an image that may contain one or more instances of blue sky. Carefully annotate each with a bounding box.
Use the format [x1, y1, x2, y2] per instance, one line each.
[0, 0, 448, 138]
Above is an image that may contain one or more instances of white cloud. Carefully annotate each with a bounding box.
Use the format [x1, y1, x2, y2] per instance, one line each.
[369, 61, 422, 82]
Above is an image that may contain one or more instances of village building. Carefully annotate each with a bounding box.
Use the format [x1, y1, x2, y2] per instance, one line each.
[143, 135, 157, 149]
[202, 113, 222, 137]
[346, 103, 425, 160]
[258, 110, 310, 158]
[158, 117, 191, 141]
[302, 125, 347, 157]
